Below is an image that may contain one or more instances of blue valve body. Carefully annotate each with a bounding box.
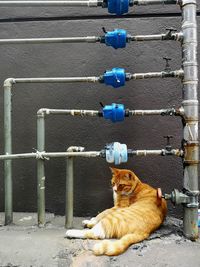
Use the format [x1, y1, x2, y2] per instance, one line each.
[103, 68, 126, 88]
[105, 29, 127, 49]
[107, 0, 130, 15]
[103, 103, 125, 123]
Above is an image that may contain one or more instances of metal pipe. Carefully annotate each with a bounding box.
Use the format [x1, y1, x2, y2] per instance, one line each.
[66, 156, 73, 229]
[129, 108, 179, 116]
[65, 146, 84, 229]
[0, 0, 100, 7]
[4, 82, 12, 225]
[0, 0, 178, 8]
[130, 69, 184, 80]
[0, 32, 183, 46]
[0, 151, 101, 160]
[37, 112, 46, 226]
[37, 108, 100, 116]
[181, 0, 199, 240]
[131, 32, 183, 42]
[13, 77, 100, 83]
[130, 149, 183, 157]
[0, 37, 100, 45]
[37, 107, 181, 117]
[0, 149, 183, 160]
[134, 0, 178, 5]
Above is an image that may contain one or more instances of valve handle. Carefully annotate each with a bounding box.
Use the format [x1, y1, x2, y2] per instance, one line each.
[99, 102, 104, 108]
[166, 27, 177, 33]
[102, 27, 107, 34]
[163, 57, 172, 71]
[164, 135, 173, 146]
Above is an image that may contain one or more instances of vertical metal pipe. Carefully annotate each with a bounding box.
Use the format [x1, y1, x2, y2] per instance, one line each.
[37, 112, 46, 226]
[181, 0, 199, 239]
[65, 156, 74, 229]
[4, 80, 13, 225]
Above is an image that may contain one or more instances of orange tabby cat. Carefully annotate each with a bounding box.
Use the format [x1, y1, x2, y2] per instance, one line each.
[65, 167, 167, 256]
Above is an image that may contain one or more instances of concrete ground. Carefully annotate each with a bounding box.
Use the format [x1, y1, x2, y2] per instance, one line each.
[0, 213, 200, 267]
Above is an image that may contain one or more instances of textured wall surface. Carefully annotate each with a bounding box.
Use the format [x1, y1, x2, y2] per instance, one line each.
[0, 5, 199, 218]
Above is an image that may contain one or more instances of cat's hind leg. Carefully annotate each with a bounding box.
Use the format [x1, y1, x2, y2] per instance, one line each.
[65, 222, 106, 240]
[93, 232, 149, 256]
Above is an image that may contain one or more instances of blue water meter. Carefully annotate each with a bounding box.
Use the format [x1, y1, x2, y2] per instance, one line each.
[103, 68, 126, 88]
[107, 0, 130, 15]
[103, 103, 125, 122]
[105, 142, 128, 165]
[105, 29, 127, 49]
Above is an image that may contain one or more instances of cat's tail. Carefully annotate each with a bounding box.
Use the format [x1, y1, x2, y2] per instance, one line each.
[93, 232, 149, 256]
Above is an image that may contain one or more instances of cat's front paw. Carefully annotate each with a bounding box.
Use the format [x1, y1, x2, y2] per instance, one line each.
[82, 218, 97, 228]
[65, 229, 86, 239]
[82, 219, 91, 227]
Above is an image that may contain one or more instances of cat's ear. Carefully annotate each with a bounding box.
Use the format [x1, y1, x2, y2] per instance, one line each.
[109, 167, 119, 174]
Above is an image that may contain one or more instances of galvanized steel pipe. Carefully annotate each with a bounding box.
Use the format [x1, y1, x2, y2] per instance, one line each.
[0, 37, 100, 45]
[65, 146, 85, 229]
[130, 69, 184, 80]
[37, 111, 46, 226]
[181, 0, 199, 240]
[134, 0, 177, 5]
[0, 0, 100, 7]
[37, 107, 181, 117]
[4, 83, 12, 225]
[0, 32, 182, 46]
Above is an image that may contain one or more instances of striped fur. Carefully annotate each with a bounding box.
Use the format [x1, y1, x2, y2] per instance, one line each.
[66, 168, 167, 256]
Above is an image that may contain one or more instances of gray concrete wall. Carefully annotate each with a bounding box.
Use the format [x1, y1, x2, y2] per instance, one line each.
[0, 5, 199, 218]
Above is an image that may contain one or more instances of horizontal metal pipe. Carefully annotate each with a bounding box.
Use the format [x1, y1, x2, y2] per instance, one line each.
[131, 33, 182, 42]
[0, 151, 101, 160]
[37, 108, 100, 116]
[0, 37, 100, 45]
[0, 149, 183, 160]
[0, 0, 100, 7]
[129, 108, 178, 116]
[12, 77, 99, 84]
[0, 32, 182, 46]
[4, 70, 183, 87]
[130, 69, 184, 80]
[37, 108, 181, 117]
[134, 0, 177, 5]
[131, 149, 183, 156]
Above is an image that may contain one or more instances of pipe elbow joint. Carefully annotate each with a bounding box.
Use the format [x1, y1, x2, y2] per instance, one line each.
[4, 78, 15, 87]
[37, 108, 48, 117]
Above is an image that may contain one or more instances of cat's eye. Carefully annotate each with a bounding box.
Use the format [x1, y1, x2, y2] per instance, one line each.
[118, 184, 124, 190]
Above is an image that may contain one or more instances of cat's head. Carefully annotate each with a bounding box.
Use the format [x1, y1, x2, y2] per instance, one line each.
[110, 167, 140, 196]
